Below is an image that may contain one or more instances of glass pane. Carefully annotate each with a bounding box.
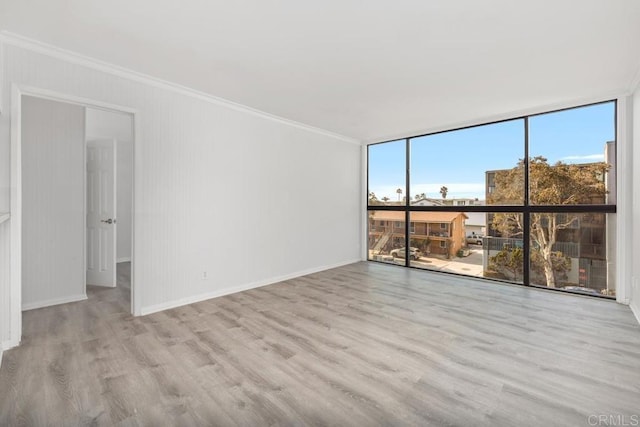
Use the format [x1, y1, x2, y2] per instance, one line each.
[483, 212, 524, 283]
[529, 102, 616, 205]
[368, 210, 406, 265]
[408, 211, 523, 284]
[410, 119, 524, 206]
[368, 140, 406, 206]
[529, 212, 614, 297]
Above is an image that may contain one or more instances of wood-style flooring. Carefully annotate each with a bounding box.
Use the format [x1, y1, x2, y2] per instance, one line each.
[1, 261, 639, 426]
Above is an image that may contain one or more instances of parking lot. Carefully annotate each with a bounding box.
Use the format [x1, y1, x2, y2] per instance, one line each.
[371, 247, 485, 277]
[411, 247, 484, 276]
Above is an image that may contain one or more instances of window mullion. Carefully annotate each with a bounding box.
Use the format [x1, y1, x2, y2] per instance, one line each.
[523, 117, 531, 286]
[405, 138, 410, 267]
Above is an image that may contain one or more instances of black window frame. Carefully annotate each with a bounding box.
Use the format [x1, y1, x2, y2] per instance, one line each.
[366, 100, 617, 299]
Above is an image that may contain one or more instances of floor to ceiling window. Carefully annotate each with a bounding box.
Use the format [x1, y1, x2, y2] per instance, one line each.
[367, 101, 616, 298]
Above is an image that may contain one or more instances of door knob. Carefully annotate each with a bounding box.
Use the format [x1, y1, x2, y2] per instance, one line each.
[100, 218, 114, 224]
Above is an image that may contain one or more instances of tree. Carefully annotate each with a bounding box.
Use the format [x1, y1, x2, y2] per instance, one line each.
[488, 156, 609, 287]
[381, 196, 390, 203]
[415, 192, 426, 201]
[410, 237, 431, 254]
[530, 250, 571, 285]
[368, 192, 381, 205]
[396, 188, 403, 201]
[489, 247, 524, 281]
[440, 186, 448, 199]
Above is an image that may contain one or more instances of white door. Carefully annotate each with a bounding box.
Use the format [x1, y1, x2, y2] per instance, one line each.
[22, 96, 86, 307]
[86, 139, 117, 287]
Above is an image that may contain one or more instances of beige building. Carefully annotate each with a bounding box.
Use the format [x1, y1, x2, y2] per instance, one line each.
[369, 211, 468, 258]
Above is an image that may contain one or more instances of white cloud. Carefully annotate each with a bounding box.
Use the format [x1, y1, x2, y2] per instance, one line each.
[560, 154, 604, 162]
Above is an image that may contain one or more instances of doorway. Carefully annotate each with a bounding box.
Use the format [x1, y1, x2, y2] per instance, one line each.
[85, 108, 133, 292]
[10, 87, 138, 347]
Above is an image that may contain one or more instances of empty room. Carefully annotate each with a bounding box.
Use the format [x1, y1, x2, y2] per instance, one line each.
[1, 1, 640, 426]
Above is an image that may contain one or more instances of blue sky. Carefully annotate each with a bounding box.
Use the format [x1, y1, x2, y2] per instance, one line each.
[369, 102, 615, 201]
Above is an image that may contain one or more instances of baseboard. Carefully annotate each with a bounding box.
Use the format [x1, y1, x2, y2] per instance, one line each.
[631, 302, 640, 326]
[0, 338, 20, 368]
[1, 338, 19, 350]
[140, 258, 361, 316]
[22, 293, 88, 311]
[117, 257, 131, 263]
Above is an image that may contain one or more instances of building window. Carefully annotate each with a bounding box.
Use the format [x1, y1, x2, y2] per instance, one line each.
[367, 101, 616, 298]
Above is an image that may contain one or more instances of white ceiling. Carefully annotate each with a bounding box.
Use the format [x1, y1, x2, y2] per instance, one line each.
[2, 0, 640, 143]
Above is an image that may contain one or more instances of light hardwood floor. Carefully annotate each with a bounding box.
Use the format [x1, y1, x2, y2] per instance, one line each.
[1, 262, 639, 426]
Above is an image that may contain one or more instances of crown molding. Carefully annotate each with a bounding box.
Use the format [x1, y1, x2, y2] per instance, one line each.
[0, 31, 362, 145]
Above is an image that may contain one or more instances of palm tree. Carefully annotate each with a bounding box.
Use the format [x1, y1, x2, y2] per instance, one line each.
[396, 188, 403, 201]
[381, 196, 390, 204]
[440, 186, 448, 199]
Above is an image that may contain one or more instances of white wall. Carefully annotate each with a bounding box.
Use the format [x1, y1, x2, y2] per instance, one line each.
[116, 139, 132, 261]
[21, 96, 86, 309]
[631, 88, 640, 322]
[85, 108, 132, 141]
[0, 218, 10, 357]
[0, 39, 361, 342]
[86, 108, 133, 261]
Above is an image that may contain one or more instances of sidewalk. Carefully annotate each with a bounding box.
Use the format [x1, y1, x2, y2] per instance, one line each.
[411, 248, 484, 277]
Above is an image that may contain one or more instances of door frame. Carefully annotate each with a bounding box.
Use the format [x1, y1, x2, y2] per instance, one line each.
[9, 84, 140, 348]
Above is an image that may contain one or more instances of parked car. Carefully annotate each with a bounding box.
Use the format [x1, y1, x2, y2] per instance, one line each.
[390, 247, 422, 260]
[466, 234, 483, 245]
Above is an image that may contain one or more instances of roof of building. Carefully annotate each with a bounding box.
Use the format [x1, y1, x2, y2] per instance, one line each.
[371, 211, 468, 223]
[411, 198, 445, 206]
